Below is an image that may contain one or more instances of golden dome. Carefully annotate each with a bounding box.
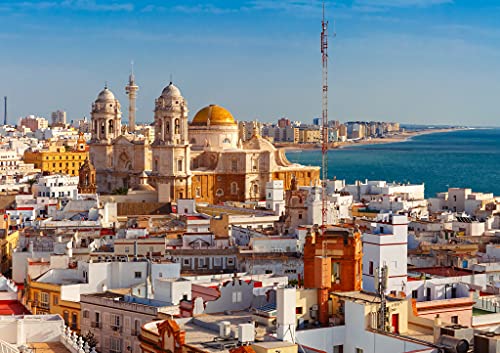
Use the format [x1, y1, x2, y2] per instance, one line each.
[191, 104, 236, 126]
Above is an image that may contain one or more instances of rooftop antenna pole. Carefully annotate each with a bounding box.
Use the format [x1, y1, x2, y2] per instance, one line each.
[377, 265, 389, 331]
[321, 0, 329, 238]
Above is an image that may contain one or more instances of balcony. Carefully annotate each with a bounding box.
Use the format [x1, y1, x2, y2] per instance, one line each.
[131, 329, 139, 336]
[110, 325, 122, 333]
[91, 321, 101, 328]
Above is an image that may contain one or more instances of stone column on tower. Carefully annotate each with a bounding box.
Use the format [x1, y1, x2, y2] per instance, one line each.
[125, 71, 139, 133]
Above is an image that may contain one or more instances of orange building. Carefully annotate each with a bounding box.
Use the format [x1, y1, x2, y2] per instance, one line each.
[140, 319, 186, 353]
[303, 225, 363, 325]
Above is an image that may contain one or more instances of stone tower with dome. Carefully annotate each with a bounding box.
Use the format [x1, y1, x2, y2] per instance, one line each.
[150, 82, 192, 200]
[90, 86, 122, 143]
[88, 79, 320, 201]
[89, 85, 152, 193]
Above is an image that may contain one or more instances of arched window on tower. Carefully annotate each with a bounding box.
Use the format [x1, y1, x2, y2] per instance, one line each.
[252, 156, 259, 171]
[166, 121, 170, 134]
[157, 120, 162, 138]
[231, 182, 238, 195]
[100, 122, 105, 136]
[175, 119, 180, 134]
[108, 120, 114, 135]
[253, 184, 259, 197]
[177, 159, 183, 172]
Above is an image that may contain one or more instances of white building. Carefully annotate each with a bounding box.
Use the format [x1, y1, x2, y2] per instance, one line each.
[0, 149, 39, 176]
[343, 180, 425, 202]
[429, 187, 498, 216]
[362, 213, 408, 294]
[367, 194, 428, 218]
[33, 174, 79, 200]
[265, 180, 285, 216]
[34, 259, 181, 302]
[451, 214, 486, 236]
[291, 289, 437, 353]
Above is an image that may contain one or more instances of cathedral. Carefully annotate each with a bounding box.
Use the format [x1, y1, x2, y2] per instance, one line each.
[88, 75, 320, 203]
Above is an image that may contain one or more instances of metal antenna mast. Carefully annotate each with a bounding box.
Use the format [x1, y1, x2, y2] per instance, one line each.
[321, 1, 329, 234]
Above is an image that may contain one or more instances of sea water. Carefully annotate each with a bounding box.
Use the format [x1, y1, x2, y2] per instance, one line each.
[286, 128, 500, 198]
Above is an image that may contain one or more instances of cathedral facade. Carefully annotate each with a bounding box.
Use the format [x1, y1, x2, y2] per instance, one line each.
[89, 79, 320, 203]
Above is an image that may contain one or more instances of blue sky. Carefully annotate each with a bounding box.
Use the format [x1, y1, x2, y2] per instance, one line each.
[1, 0, 500, 126]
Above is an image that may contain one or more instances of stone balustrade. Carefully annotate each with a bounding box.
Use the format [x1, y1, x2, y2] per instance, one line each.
[60, 325, 97, 353]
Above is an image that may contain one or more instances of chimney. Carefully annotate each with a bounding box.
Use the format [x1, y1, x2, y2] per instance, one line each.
[433, 314, 442, 343]
[277, 286, 296, 343]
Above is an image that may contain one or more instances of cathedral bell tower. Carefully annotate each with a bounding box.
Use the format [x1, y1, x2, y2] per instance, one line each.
[152, 82, 191, 201]
[90, 85, 122, 143]
[88, 85, 122, 193]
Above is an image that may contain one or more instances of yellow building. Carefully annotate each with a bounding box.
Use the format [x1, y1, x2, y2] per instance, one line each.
[27, 277, 81, 332]
[24, 135, 88, 176]
[298, 128, 321, 144]
[0, 214, 19, 274]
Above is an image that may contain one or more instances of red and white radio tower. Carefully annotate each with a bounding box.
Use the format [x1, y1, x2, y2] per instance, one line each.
[321, 1, 329, 234]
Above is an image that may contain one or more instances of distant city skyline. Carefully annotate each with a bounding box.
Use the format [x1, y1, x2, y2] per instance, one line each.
[1, 0, 500, 126]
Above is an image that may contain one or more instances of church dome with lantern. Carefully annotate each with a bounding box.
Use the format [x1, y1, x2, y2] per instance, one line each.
[188, 104, 238, 150]
[191, 104, 236, 126]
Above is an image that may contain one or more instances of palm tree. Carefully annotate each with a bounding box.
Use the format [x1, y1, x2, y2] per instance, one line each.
[112, 187, 128, 195]
[27, 178, 37, 194]
[83, 331, 98, 349]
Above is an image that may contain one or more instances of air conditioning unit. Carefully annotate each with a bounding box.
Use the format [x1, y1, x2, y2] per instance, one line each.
[474, 332, 500, 353]
[238, 323, 255, 344]
[218, 321, 231, 339]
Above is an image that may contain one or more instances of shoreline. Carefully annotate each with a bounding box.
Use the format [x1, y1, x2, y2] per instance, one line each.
[279, 127, 472, 151]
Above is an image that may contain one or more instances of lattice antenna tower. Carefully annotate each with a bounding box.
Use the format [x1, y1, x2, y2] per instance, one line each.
[321, 1, 329, 237]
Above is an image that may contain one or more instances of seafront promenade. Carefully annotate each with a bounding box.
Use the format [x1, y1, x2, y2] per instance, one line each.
[277, 127, 468, 150]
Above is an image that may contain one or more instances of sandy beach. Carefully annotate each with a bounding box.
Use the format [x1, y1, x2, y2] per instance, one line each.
[277, 127, 468, 151]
